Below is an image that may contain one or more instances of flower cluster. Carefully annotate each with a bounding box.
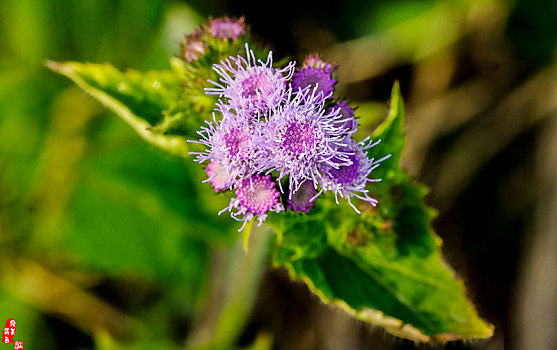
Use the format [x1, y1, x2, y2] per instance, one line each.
[190, 42, 389, 231]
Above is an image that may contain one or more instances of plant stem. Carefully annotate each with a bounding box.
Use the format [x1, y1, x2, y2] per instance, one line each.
[185, 224, 273, 348]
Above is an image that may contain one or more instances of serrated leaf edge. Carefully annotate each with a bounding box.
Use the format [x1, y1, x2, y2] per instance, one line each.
[275, 258, 493, 343]
[274, 259, 430, 342]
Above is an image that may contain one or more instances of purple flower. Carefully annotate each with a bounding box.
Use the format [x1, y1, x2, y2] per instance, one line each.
[220, 174, 284, 231]
[329, 101, 357, 137]
[261, 87, 351, 194]
[190, 109, 263, 189]
[182, 40, 207, 62]
[319, 138, 390, 213]
[189, 38, 392, 222]
[208, 17, 246, 40]
[180, 28, 207, 62]
[206, 45, 295, 114]
[205, 160, 230, 191]
[288, 180, 317, 213]
[292, 66, 336, 99]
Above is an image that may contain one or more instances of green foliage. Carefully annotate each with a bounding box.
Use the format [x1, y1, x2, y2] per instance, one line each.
[267, 83, 493, 342]
[64, 142, 209, 288]
[47, 61, 195, 157]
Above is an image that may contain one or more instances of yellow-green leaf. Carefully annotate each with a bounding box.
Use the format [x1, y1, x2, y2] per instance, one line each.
[47, 61, 193, 157]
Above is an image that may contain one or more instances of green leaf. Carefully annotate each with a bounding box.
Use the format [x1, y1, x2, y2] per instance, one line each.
[268, 82, 493, 342]
[47, 61, 194, 158]
[369, 81, 405, 180]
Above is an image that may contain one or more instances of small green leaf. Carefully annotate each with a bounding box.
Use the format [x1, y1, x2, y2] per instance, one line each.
[242, 220, 255, 253]
[47, 61, 193, 157]
[268, 82, 493, 342]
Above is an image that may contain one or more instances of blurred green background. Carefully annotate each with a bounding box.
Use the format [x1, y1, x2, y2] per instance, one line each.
[0, 0, 555, 349]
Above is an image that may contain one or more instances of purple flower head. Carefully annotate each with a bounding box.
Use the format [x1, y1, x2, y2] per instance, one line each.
[180, 28, 207, 62]
[329, 101, 357, 137]
[206, 45, 296, 114]
[261, 87, 351, 194]
[205, 160, 230, 191]
[319, 138, 391, 213]
[292, 66, 336, 100]
[220, 174, 284, 231]
[190, 109, 263, 189]
[208, 16, 246, 40]
[302, 54, 335, 72]
[288, 180, 317, 213]
[182, 40, 207, 62]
